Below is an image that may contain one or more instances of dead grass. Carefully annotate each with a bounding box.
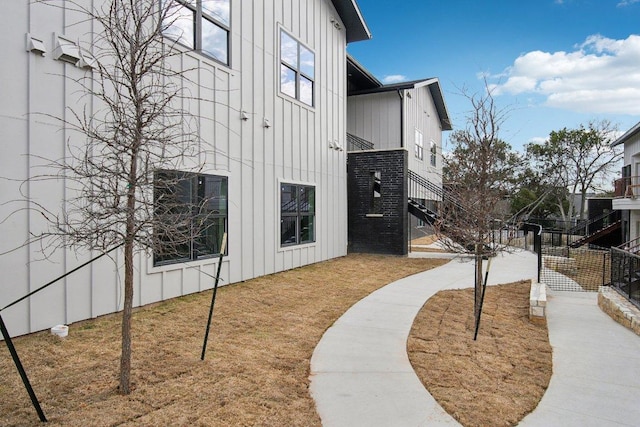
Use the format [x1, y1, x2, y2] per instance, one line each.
[0, 254, 447, 426]
[408, 280, 552, 427]
[411, 234, 439, 246]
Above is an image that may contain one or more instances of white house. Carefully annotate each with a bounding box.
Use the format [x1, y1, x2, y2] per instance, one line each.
[0, 0, 453, 337]
[0, 0, 371, 337]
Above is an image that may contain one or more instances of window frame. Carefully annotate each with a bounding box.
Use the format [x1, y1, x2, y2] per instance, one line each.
[430, 140, 437, 166]
[153, 170, 228, 266]
[280, 183, 316, 247]
[162, 0, 231, 66]
[415, 129, 424, 160]
[279, 28, 315, 107]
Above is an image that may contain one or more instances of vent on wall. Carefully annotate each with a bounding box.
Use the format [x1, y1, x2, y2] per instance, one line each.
[52, 33, 80, 64]
[26, 33, 46, 56]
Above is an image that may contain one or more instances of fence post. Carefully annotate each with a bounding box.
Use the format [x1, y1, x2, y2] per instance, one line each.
[603, 252, 607, 286]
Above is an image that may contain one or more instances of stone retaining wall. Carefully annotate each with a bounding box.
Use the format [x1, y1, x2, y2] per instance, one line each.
[598, 287, 640, 337]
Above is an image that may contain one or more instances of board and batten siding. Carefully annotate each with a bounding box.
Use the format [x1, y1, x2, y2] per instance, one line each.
[0, 0, 349, 337]
[404, 85, 443, 189]
[347, 92, 402, 150]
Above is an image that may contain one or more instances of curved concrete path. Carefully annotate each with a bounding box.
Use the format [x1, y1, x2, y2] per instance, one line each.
[310, 250, 640, 426]
[309, 250, 537, 426]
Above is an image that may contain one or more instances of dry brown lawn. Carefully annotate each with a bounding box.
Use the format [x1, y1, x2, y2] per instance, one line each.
[1, 254, 551, 427]
[0, 254, 447, 426]
[408, 280, 552, 427]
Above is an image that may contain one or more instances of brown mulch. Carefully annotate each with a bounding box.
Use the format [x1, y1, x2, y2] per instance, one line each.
[408, 280, 552, 427]
[0, 254, 447, 426]
[0, 254, 551, 427]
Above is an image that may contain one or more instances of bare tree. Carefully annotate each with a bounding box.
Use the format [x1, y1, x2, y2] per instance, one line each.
[28, 0, 215, 394]
[439, 84, 522, 320]
[526, 120, 622, 223]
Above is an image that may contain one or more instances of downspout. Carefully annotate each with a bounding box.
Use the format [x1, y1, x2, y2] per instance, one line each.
[397, 89, 404, 148]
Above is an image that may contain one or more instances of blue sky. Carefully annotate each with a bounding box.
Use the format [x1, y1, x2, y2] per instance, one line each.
[347, 0, 640, 152]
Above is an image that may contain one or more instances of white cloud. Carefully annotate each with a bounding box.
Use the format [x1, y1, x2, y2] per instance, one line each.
[489, 34, 640, 114]
[382, 74, 407, 84]
[618, 0, 640, 7]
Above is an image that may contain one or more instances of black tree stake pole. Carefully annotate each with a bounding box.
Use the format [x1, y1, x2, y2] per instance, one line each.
[0, 314, 47, 422]
[473, 257, 492, 341]
[201, 232, 227, 361]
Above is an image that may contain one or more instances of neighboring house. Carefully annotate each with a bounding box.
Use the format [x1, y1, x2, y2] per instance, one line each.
[612, 121, 640, 245]
[345, 55, 452, 255]
[0, 0, 371, 337]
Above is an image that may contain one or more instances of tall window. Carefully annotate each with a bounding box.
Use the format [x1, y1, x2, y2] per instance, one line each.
[154, 171, 228, 266]
[280, 30, 315, 106]
[430, 140, 437, 166]
[415, 129, 424, 160]
[163, 0, 230, 65]
[370, 171, 382, 214]
[281, 184, 315, 246]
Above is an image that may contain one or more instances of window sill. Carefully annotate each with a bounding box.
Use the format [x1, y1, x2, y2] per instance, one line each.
[366, 214, 384, 218]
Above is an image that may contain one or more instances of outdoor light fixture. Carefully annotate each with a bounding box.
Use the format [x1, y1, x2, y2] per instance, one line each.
[241, 110, 249, 121]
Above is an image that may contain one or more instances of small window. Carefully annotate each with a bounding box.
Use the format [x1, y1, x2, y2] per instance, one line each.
[163, 0, 230, 65]
[154, 171, 228, 265]
[415, 129, 424, 160]
[370, 171, 382, 214]
[281, 183, 315, 246]
[430, 140, 437, 166]
[280, 29, 315, 106]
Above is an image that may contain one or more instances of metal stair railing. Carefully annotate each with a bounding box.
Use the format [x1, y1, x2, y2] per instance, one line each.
[407, 170, 465, 212]
[346, 133, 375, 151]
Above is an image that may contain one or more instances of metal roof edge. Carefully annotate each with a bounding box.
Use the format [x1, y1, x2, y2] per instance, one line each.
[612, 121, 640, 146]
[332, 0, 372, 43]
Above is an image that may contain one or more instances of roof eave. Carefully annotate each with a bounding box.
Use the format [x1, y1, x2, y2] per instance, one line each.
[331, 0, 372, 43]
[612, 121, 640, 147]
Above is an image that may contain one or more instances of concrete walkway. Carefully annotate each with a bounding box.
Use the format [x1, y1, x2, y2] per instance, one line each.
[309, 250, 640, 426]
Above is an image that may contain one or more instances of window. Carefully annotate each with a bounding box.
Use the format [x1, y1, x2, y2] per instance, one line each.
[163, 0, 230, 65]
[154, 171, 228, 266]
[281, 184, 315, 246]
[280, 29, 315, 106]
[430, 140, 437, 166]
[370, 171, 382, 214]
[415, 129, 423, 160]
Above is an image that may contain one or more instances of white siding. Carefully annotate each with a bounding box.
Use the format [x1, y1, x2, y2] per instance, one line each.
[405, 85, 443, 188]
[347, 92, 402, 149]
[0, 0, 349, 337]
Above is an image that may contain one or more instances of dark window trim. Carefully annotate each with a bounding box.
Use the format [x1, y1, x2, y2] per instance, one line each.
[279, 28, 315, 107]
[280, 183, 316, 247]
[162, 0, 231, 66]
[154, 170, 228, 266]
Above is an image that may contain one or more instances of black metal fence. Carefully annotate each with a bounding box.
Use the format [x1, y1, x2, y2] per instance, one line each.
[502, 227, 610, 292]
[610, 248, 640, 309]
[540, 245, 610, 292]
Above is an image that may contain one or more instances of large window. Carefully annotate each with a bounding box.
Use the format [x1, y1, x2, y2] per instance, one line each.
[281, 184, 315, 246]
[154, 171, 228, 266]
[163, 0, 230, 65]
[280, 30, 315, 106]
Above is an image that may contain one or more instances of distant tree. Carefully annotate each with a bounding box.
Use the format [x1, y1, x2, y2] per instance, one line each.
[28, 0, 215, 394]
[510, 167, 565, 219]
[440, 84, 523, 322]
[526, 120, 622, 223]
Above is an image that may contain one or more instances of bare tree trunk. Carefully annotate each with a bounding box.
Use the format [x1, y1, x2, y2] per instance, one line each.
[474, 244, 483, 319]
[120, 154, 138, 395]
[119, 238, 133, 394]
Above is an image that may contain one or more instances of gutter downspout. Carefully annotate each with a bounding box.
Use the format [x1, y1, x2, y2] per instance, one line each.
[397, 89, 404, 148]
